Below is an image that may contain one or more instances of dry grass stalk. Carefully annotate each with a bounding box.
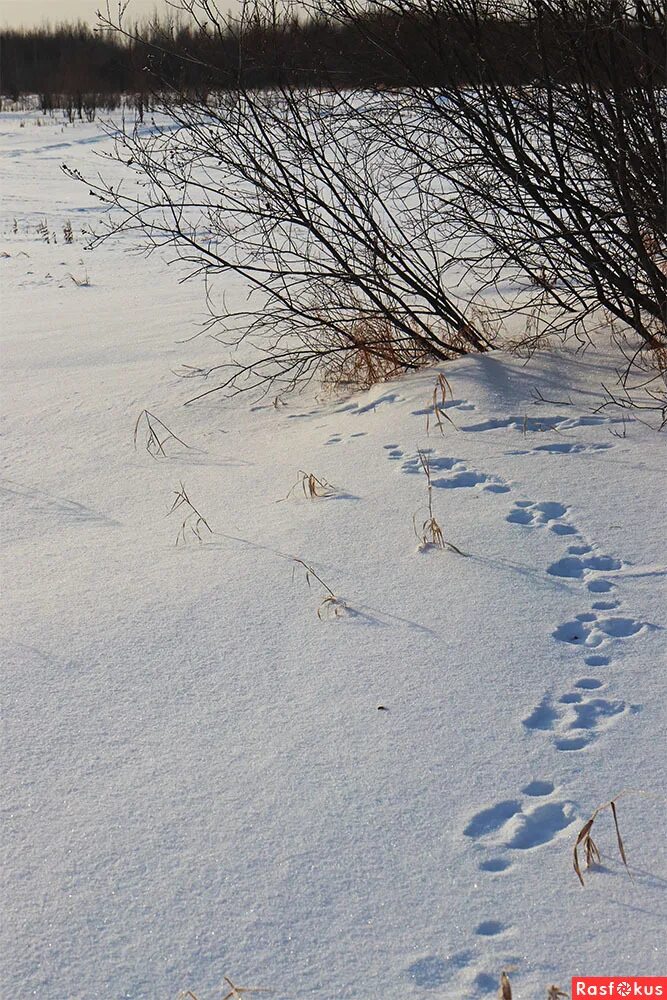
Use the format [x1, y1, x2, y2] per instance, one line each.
[292, 556, 347, 619]
[134, 409, 190, 458]
[653, 342, 667, 379]
[221, 977, 273, 1000]
[168, 482, 213, 545]
[284, 471, 338, 501]
[319, 306, 432, 393]
[426, 372, 456, 435]
[36, 218, 50, 243]
[176, 976, 272, 1000]
[414, 449, 466, 555]
[500, 972, 567, 999]
[573, 794, 631, 886]
[68, 268, 90, 287]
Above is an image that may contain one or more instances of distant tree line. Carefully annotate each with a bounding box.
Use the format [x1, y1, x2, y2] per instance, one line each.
[1, 4, 665, 107]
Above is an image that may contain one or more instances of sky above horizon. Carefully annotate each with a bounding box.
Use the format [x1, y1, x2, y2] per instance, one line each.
[0, 0, 242, 28]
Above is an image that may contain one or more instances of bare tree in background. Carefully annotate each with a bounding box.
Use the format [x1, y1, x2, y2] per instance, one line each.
[322, 0, 666, 366]
[69, 0, 666, 403]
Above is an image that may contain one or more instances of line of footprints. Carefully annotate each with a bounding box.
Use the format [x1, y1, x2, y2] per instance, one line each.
[383, 440, 653, 994]
[462, 491, 651, 991]
[509, 497, 648, 752]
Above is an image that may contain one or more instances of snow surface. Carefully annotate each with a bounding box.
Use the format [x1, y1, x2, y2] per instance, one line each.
[1, 112, 666, 1000]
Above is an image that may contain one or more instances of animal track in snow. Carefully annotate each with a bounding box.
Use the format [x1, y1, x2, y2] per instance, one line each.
[547, 549, 622, 580]
[479, 857, 511, 873]
[509, 441, 613, 457]
[411, 398, 476, 416]
[383, 443, 404, 461]
[405, 951, 473, 989]
[465, 786, 575, 851]
[311, 392, 405, 419]
[522, 697, 560, 731]
[522, 681, 633, 751]
[356, 391, 404, 414]
[323, 431, 367, 446]
[469, 780, 557, 977]
[461, 411, 624, 433]
[522, 779, 555, 796]
[583, 654, 610, 667]
[475, 920, 505, 937]
[506, 499, 576, 534]
[460, 415, 565, 433]
[463, 800, 522, 838]
[399, 453, 510, 493]
[503, 801, 576, 848]
[553, 612, 648, 648]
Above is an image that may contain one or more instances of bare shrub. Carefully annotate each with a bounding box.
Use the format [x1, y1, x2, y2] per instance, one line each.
[323, 0, 666, 356]
[63, 0, 665, 404]
[318, 304, 435, 393]
[69, 5, 498, 401]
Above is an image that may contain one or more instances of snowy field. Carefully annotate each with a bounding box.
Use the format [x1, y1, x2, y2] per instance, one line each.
[1, 111, 666, 1000]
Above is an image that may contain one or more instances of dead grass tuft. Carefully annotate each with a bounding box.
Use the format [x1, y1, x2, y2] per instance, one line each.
[168, 482, 213, 545]
[134, 409, 190, 459]
[499, 973, 567, 999]
[426, 372, 457, 436]
[177, 976, 272, 1000]
[36, 218, 50, 243]
[292, 557, 347, 619]
[283, 471, 338, 501]
[319, 308, 433, 393]
[573, 793, 631, 887]
[413, 449, 466, 555]
[68, 267, 90, 287]
[499, 972, 512, 999]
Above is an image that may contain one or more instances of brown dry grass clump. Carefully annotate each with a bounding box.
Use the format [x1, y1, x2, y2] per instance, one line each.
[499, 973, 567, 999]
[283, 471, 338, 501]
[573, 794, 630, 887]
[320, 310, 433, 393]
